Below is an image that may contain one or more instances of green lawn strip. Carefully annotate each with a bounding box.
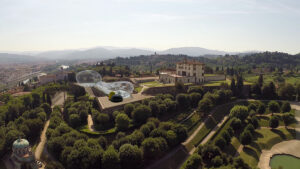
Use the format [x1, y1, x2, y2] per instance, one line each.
[181, 113, 201, 131]
[240, 128, 296, 168]
[210, 118, 233, 144]
[78, 125, 116, 136]
[185, 117, 217, 151]
[134, 86, 143, 93]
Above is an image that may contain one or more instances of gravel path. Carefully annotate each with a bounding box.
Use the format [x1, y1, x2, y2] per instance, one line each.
[34, 120, 50, 160]
[257, 102, 300, 169]
[87, 114, 95, 132]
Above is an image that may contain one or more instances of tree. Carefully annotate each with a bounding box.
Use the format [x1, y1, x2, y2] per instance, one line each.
[115, 113, 130, 131]
[175, 81, 186, 93]
[278, 83, 295, 100]
[31, 92, 41, 108]
[23, 95, 32, 109]
[245, 124, 255, 134]
[68, 114, 80, 128]
[231, 118, 242, 131]
[119, 144, 143, 169]
[131, 105, 151, 125]
[268, 101, 280, 115]
[281, 101, 291, 113]
[251, 83, 262, 98]
[269, 116, 279, 128]
[189, 93, 202, 108]
[257, 103, 266, 114]
[124, 104, 134, 116]
[142, 137, 161, 159]
[176, 94, 190, 109]
[149, 101, 159, 117]
[282, 113, 294, 127]
[230, 78, 236, 96]
[230, 105, 249, 121]
[258, 74, 263, 87]
[102, 146, 121, 169]
[240, 130, 252, 145]
[215, 138, 226, 150]
[166, 130, 178, 147]
[187, 86, 204, 95]
[96, 113, 110, 130]
[198, 98, 213, 115]
[236, 75, 244, 97]
[41, 103, 52, 117]
[262, 82, 277, 99]
[181, 154, 202, 169]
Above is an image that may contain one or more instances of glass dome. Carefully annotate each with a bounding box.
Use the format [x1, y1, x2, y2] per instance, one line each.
[76, 70, 134, 98]
[13, 139, 29, 149]
[76, 70, 102, 87]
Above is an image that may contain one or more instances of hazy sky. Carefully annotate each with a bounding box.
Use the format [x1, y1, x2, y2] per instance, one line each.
[0, 0, 300, 53]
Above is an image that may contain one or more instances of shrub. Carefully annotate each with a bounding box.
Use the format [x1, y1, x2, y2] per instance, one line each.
[257, 103, 266, 114]
[215, 138, 226, 149]
[108, 91, 116, 100]
[240, 130, 252, 145]
[281, 101, 291, 113]
[124, 104, 134, 116]
[102, 146, 121, 169]
[131, 105, 151, 125]
[268, 101, 280, 114]
[119, 144, 143, 169]
[230, 105, 249, 121]
[269, 116, 279, 128]
[231, 118, 242, 131]
[282, 113, 295, 126]
[181, 154, 202, 169]
[115, 113, 130, 131]
[198, 98, 213, 114]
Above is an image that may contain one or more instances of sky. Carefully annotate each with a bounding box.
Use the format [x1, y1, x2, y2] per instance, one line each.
[0, 0, 300, 54]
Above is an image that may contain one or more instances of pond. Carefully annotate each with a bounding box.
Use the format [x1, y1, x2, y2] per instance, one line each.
[270, 154, 300, 169]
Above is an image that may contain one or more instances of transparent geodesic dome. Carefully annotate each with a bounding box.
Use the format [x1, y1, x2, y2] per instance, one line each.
[76, 70, 102, 87]
[96, 81, 134, 98]
[76, 70, 134, 98]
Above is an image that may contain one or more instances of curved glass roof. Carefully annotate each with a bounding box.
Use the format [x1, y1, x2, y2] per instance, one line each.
[76, 70, 134, 98]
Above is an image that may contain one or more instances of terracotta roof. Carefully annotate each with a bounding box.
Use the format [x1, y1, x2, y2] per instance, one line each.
[177, 60, 205, 65]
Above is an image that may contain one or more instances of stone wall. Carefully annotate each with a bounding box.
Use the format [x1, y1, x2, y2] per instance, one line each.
[204, 75, 226, 82]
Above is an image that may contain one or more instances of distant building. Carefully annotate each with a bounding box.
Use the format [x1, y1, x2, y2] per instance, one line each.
[39, 71, 68, 85]
[10, 138, 39, 169]
[159, 59, 205, 84]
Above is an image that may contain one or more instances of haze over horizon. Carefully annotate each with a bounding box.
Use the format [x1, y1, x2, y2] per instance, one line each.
[1, 0, 300, 54]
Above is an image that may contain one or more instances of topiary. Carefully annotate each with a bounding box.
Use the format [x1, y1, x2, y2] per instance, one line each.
[109, 91, 116, 100]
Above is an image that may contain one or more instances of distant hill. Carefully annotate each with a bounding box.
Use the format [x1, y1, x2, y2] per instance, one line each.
[159, 47, 228, 56]
[0, 53, 46, 65]
[0, 46, 260, 64]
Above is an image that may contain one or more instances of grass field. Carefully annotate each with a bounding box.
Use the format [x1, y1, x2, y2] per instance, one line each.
[244, 73, 300, 85]
[140, 81, 174, 87]
[134, 86, 143, 93]
[203, 79, 252, 87]
[78, 125, 116, 135]
[240, 128, 296, 168]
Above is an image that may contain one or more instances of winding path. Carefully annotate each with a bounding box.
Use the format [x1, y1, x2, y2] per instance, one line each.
[257, 102, 300, 169]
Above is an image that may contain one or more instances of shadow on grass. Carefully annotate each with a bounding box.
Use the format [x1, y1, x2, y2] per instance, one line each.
[243, 146, 259, 160]
[258, 116, 270, 120]
[253, 131, 263, 139]
[271, 129, 286, 139]
[224, 143, 238, 156]
[250, 142, 261, 153]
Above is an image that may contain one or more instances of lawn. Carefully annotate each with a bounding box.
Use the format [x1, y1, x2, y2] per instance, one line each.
[134, 86, 143, 93]
[203, 79, 252, 87]
[244, 73, 300, 85]
[240, 128, 296, 168]
[78, 125, 116, 136]
[185, 116, 217, 151]
[140, 81, 174, 87]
